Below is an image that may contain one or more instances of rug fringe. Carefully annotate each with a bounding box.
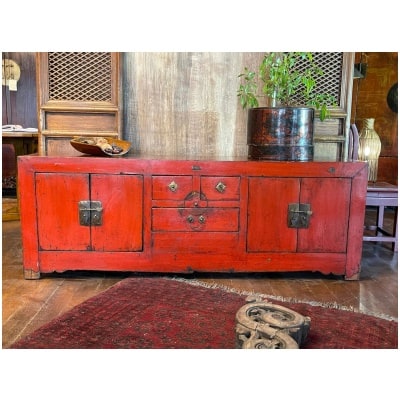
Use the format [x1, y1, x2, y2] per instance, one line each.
[167, 276, 398, 323]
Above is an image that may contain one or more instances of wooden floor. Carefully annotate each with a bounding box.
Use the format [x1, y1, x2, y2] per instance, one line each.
[2, 208, 398, 348]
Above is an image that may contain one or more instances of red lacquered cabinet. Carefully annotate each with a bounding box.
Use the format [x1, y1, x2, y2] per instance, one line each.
[17, 155, 367, 280]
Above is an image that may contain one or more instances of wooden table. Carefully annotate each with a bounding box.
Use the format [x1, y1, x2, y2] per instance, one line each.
[364, 182, 398, 252]
[2, 130, 38, 153]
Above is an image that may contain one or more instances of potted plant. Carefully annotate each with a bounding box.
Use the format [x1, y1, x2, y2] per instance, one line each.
[238, 52, 336, 160]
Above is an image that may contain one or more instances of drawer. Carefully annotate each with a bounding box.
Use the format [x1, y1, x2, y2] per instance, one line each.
[152, 176, 193, 200]
[152, 207, 239, 232]
[201, 176, 240, 200]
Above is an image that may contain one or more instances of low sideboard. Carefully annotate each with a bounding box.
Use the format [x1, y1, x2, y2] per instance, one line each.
[17, 155, 368, 280]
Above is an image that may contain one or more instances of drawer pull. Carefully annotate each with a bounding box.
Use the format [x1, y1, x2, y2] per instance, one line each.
[168, 181, 178, 192]
[198, 215, 206, 224]
[187, 215, 194, 223]
[215, 181, 226, 193]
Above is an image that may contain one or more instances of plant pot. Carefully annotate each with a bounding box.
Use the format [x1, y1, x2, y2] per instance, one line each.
[247, 107, 314, 161]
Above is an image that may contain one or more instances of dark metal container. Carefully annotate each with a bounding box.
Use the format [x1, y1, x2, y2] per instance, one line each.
[247, 107, 314, 161]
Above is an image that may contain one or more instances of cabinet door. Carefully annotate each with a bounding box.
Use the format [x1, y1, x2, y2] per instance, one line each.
[247, 177, 350, 253]
[36, 173, 143, 251]
[91, 174, 143, 251]
[247, 178, 299, 252]
[297, 178, 350, 252]
[36, 173, 90, 250]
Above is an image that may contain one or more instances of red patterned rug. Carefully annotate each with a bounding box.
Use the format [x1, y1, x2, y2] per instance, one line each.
[10, 277, 398, 349]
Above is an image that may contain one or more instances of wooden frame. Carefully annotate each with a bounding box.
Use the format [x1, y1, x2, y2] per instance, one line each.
[313, 52, 355, 161]
[36, 52, 121, 155]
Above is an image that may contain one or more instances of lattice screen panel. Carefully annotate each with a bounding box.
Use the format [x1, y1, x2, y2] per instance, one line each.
[48, 52, 112, 102]
[291, 52, 343, 106]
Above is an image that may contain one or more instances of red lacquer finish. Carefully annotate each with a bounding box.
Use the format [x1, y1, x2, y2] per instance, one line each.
[17, 155, 368, 280]
[36, 173, 90, 251]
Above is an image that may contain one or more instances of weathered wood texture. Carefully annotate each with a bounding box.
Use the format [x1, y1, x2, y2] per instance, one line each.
[122, 52, 354, 161]
[123, 53, 264, 158]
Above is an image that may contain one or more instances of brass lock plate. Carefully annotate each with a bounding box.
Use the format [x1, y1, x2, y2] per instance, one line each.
[79, 201, 103, 226]
[288, 203, 312, 229]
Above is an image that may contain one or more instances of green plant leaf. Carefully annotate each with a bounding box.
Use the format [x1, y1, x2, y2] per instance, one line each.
[238, 52, 336, 118]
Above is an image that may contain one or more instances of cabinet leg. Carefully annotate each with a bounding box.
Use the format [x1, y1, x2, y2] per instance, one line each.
[345, 272, 360, 281]
[24, 269, 41, 280]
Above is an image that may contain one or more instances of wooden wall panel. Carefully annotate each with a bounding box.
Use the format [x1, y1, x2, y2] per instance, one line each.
[2, 52, 37, 128]
[45, 112, 117, 132]
[122, 52, 264, 158]
[351, 52, 398, 184]
[122, 52, 352, 161]
[3, 53, 357, 162]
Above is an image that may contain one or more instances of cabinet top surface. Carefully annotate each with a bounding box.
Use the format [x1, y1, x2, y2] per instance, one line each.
[18, 153, 362, 163]
[17, 154, 368, 180]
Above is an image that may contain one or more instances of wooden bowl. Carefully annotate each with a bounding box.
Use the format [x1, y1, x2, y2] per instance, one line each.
[70, 137, 131, 157]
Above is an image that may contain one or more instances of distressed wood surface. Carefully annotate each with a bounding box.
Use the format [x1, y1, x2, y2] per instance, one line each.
[18, 155, 367, 279]
[123, 52, 264, 158]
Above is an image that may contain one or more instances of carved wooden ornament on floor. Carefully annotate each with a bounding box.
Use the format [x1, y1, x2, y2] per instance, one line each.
[235, 296, 311, 349]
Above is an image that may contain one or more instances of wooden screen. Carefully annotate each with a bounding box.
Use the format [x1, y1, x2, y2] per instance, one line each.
[36, 52, 121, 155]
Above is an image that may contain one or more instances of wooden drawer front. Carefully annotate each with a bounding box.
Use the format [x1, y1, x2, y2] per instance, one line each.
[201, 176, 240, 200]
[152, 176, 193, 200]
[152, 207, 239, 232]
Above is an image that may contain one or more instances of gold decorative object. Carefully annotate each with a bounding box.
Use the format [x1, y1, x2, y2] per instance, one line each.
[358, 118, 381, 182]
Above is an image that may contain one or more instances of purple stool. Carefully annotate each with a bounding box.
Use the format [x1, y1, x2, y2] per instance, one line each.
[363, 182, 398, 252]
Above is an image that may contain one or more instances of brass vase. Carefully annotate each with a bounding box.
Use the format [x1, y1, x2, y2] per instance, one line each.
[358, 118, 381, 182]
